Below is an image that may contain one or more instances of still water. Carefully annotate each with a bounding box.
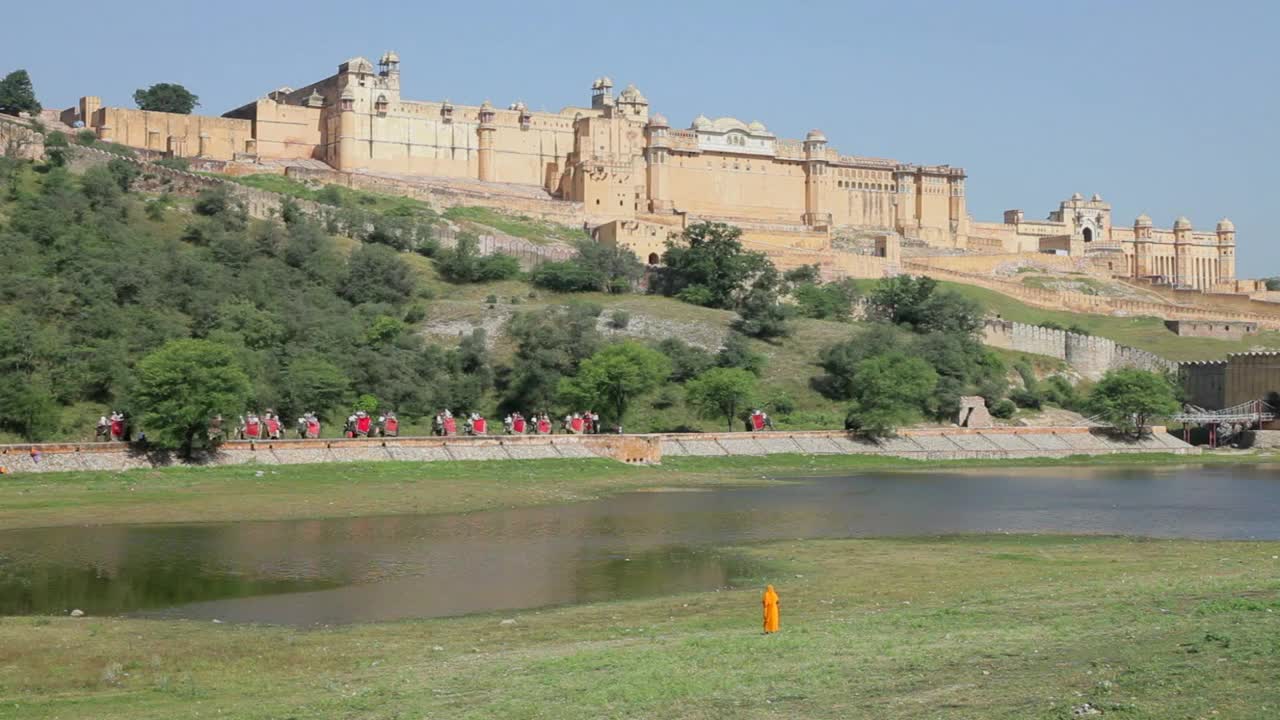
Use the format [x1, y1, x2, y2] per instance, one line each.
[2, 464, 1278, 625]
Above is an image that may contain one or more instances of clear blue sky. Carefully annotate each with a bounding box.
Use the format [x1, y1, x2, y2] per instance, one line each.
[6, 0, 1278, 271]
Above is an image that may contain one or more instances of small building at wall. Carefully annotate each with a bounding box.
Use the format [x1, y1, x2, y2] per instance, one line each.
[1165, 319, 1259, 340]
[1180, 352, 1280, 410]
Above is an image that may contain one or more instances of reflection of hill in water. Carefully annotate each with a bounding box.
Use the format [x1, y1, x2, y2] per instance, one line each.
[0, 554, 341, 615]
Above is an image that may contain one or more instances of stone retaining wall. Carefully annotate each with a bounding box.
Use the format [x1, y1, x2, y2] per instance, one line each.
[0, 427, 1196, 475]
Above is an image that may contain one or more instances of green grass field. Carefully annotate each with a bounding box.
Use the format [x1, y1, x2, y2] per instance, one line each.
[3, 534, 1277, 719]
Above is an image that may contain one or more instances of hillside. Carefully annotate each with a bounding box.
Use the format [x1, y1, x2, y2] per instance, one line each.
[0, 149, 1234, 444]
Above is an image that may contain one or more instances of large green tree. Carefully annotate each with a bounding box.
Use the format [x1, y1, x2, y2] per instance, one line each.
[0, 375, 59, 441]
[436, 235, 520, 283]
[732, 270, 792, 341]
[866, 275, 984, 335]
[132, 339, 252, 455]
[843, 352, 938, 438]
[501, 303, 603, 413]
[340, 243, 417, 304]
[278, 354, 350, 420]
[133, 83, 199, 114]
[529, 239, 644, 294]
[1087, 368, 1181, 437]
[558, 341, 671, 425]
[0, 69, 40, 116]
[658, 222, 773, 309]
[685, 367, 758, 431]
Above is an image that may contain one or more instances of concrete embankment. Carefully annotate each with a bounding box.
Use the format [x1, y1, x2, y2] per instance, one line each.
[0, 427, 1197, 475]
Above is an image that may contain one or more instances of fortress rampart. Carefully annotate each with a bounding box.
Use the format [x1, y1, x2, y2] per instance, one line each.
[0, 426, 1196, 475]
[982, 320, 1175, 379]
[910, 261, 1280, 330]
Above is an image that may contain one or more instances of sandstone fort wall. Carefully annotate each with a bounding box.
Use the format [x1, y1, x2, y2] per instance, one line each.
[0, 116, 44, 161]
[909, 262, 1280, 330]
[983, 319, 1175, 379]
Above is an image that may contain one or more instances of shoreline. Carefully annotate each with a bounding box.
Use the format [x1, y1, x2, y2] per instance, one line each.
[0, 450, 1273, 532]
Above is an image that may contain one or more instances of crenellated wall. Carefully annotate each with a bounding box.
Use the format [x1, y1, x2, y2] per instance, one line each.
[983, 319, 1175, 379]
[909, 262, 1280, 330]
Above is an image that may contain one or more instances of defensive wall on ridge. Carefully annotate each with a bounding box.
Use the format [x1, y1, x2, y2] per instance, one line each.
[905, 261, 1280, 330]
[0, 427, 1196, 475]
[982, 320, 1176, 380]
[0, 116, 44, 160]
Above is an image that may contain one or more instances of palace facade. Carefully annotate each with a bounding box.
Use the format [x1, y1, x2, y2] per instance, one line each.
[55, 51, 1239, 290]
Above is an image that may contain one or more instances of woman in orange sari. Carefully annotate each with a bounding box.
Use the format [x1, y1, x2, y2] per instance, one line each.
[762, 585, 780, 634]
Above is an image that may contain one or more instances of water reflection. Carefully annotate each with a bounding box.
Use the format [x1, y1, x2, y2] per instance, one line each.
[0, 464, 1277, 625]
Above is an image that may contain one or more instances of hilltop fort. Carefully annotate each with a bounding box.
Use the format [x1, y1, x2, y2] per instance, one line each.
[51, 52, 1255, 297]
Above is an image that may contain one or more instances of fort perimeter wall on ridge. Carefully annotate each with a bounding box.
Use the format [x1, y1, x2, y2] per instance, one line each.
[982, 319, 1175, 379]
[0, 427, 1196, 475]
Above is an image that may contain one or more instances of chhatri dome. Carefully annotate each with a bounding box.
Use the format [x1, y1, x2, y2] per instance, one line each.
[619, 84, 647, 103]
[1217, 218, 1235, 232]
[1174, 216, 1193, 230]
[1134, 213, 1152, 227]
[805, 129, 827, 142]
[647, 113, 669, 128]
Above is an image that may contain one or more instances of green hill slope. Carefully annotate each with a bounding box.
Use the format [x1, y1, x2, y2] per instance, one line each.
[0, 154, 1239, 444]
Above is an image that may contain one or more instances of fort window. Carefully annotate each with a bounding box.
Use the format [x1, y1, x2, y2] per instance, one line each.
[1083, 227, 1093, 242]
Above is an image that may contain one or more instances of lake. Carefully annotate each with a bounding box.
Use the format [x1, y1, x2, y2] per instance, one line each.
[1, 464, 1277, 625]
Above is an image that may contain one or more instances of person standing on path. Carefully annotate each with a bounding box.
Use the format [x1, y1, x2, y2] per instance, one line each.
[762, 585, 780, 634]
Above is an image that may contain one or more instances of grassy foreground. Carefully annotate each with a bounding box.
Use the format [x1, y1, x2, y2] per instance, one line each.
[0, 452, 1274, 530]
[1, 535, 1278, 719]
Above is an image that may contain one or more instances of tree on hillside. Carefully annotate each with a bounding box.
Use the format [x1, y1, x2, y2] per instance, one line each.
[133, 83, 199, 114]
[815, 324, 906, 399]
[0, 70, 40, 116]
[501, 303, 603, 413]
[657, 222, 773, 309]
[658, 338, 715, 382]
[278, 354, 350, 420]
[1086, 368, 1180, 438]
[0, 375, 59, 441]
[558, 341, 671, 426]
[575, 239, 645, 293]
[685, 367, 758, 432]
[733, 268, 792, 340]
[132, 339, 252, 456]
[437, 235, 520, 283]
[843, 352, 938, 438]
[340, 243, 417, 304]
[791, 278, 859, 321]
[866, 275, 937, 327]
[530, 239, 644, 294]
[716, 331, 766, 376]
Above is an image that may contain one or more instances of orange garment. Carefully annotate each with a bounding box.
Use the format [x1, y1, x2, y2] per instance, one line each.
[762, 585, 780, 633]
